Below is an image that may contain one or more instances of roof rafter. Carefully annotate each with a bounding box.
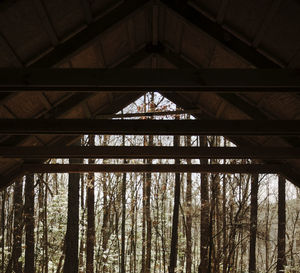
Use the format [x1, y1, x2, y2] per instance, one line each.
[0, 47, 150, 188]
[30, 0, 150, 67]
[161, 0, 281, 68]
[159, 45, 300, 148]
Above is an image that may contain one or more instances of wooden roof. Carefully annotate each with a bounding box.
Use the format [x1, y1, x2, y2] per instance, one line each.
[0, 0, 299, 188]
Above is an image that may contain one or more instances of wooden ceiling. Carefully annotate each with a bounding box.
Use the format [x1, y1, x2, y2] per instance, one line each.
[0, 0, 299, 189]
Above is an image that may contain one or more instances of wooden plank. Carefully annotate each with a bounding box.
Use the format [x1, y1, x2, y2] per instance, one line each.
[21, 163, 284, 174]
[0, 69, 300, 92]
[0, 119, 299, 135]
[0, 146, 299, 159]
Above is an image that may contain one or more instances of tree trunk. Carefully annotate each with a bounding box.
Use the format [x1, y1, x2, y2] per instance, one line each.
[86, 135, 95, 273]
[120, 172, 127, 273]
[1, 190, 6, 272]
[101, 179, 110, 273]
[186, 135, 192, 273]
[222, 174, 227, 273]
[249, 173, 258, 273]
[44, 176, 49, 273]
[198, 136, 209, 273]
[277, 175, 286, 273]
[141, 171, 146, 273]
[79, 173, 85, 270]
[265, 181, 270, 272]
[12, 179, 23, 273]
[169, 134, 180, 273]
[121, 133, 127, 273]
[101, 135, 110, 273]
[24, 174, 35, 273]
[145, 151, 152, 273]
[63, 154, 81, 273]
[143, 93, 154, 273]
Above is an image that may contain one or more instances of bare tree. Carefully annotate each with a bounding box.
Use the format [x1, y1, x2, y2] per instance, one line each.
[86, 135, 95, 273]
[249, 173, 258, 273]
[63, 153, 81, 273]
[24, 174, 35, 273]
[169, 134, 180, 273]
[198, 136, 209, 273]
[277, 176, 286, 273]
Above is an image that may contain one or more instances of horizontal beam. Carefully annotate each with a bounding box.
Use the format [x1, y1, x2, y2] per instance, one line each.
[1, 146, 300, 159]
[0, 119, 299, 135]
[21, 163, 284, 174]
[0, 69, 300, 92]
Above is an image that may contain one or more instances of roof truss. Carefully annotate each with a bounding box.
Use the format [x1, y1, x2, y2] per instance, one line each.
[30, 0, 151, 67]
[160, 0, 281, 68]
[1, 1, 300, 189]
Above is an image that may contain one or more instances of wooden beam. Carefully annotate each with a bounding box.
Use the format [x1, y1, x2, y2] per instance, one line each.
[161, 0, 280, 68]
[0, 146, 299, 159]
[21, 163, 284, 174]
[0, 69, 300, 93]
[159, 51, 300, 149]
[0, 52, 149, 189]
[0, 119, 299, 135]
[30, 0, 150, 67]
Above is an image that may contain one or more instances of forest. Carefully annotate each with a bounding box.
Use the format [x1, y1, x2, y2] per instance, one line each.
[0, 93, 299, 273]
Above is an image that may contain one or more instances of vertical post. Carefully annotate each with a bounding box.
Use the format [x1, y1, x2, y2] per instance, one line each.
[249, 173, 258, 273]
[277, 175, 286, 273]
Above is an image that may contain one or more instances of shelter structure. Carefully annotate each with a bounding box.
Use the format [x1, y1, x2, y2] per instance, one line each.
[0, 2, 299, 272]
[0, 0, 299, 188]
